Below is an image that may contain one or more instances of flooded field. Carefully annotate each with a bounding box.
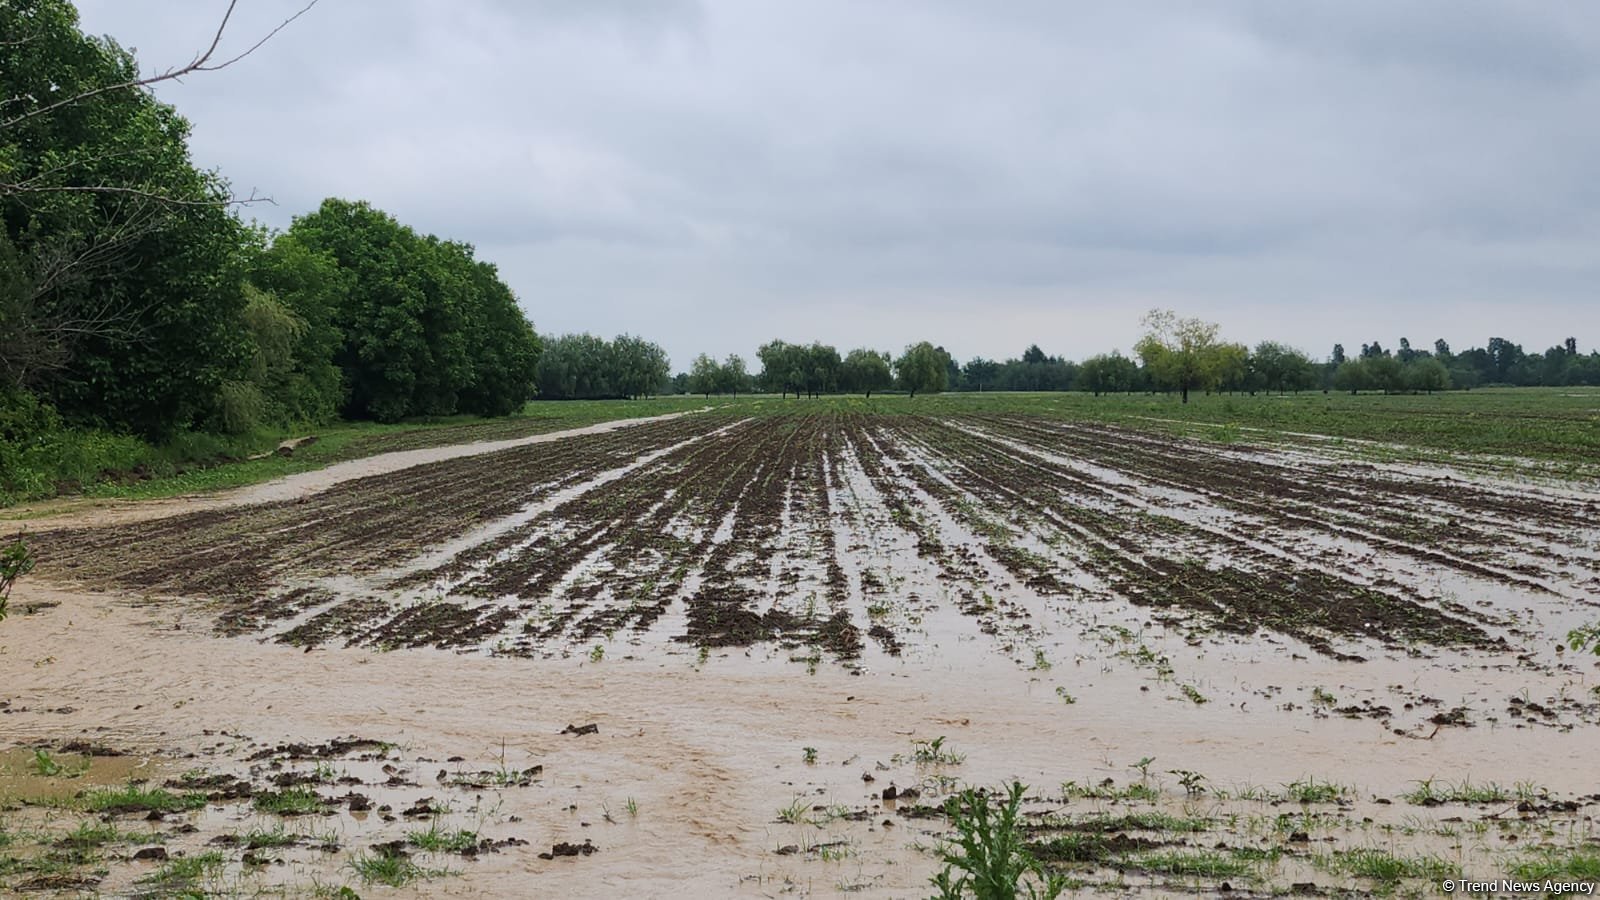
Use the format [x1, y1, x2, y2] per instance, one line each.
[4, 406, 1600, 897]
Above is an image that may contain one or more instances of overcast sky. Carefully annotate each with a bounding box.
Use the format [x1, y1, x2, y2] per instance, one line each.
[74, 1, 1600, 368]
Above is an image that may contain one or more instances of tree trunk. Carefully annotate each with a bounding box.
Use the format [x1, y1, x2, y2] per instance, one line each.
[1181, 382, 1190, 404]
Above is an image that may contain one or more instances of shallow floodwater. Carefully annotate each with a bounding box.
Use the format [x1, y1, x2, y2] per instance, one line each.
[5, 410, 1600, 896]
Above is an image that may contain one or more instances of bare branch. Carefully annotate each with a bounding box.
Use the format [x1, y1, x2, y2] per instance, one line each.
[0, 182, 274, 208]
[0, 0, 320, 130]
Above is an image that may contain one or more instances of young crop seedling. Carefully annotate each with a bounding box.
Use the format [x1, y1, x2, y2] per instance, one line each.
[906, 736, 966, 766]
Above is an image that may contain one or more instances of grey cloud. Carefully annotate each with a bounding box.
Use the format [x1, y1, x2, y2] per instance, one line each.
[71, 0, 1600, 365]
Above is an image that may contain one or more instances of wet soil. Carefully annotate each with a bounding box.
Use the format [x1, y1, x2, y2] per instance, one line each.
[5, 408, 1600, 897]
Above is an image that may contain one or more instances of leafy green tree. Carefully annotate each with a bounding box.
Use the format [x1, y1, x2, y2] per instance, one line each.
[456, 257, 541, 415]
[840, 348, 892, 397]
[1404, 357, 1451, 393]
[1365, 355, 1404, 393]
[687, 353, 719, 398]
[1, 1, 254, 437]
[611, 333, 669, 399]
[1251, 341, 1317, 394]
[1333, 360, 1370, 394]
[286, 199, 538, 420]
[717, 354, 749, 396]
[537, 333, 614, 399]
[243, 232, 349, 424]
[801, 342, 841, 398]
[757, 340, 804, 398]
[961, 357, 1000, 392]
[1077, 352, 1138, 396]
[895, 342, 949, 398]
[1133, 309, 1227, 404]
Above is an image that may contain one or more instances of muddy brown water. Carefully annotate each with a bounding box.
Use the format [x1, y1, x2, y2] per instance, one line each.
[4, 411, 1600, 897]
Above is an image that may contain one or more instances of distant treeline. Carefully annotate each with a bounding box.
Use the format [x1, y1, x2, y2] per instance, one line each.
[659, 333, 1599, 400]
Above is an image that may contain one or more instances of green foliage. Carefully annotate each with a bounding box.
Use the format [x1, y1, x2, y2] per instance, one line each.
[253, 787, 326, 815]
[840, 348, 893, 396]
[1569, 622, 1600, 656]
[757, 340, 843, 398]
[0, 534, 33, 621]
[1074, 352, 1139, 395]
[931, 781, 1064, 900]
[2, 0, 252, 438]
[286, 198, 540, 421]
[536, 332, 667, 400]
[895, 341, 950, 398]
[84, 784, 208, 813]
[1134, 309, 1226, 404]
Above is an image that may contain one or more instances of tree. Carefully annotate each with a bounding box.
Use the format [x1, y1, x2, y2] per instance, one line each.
[895, 342, 949, 398]
[688, 353, 718, 398]
[961, 357, 1000, 392]
[287, 199, 539, 421]
[245, 232, 349, 424]
[1404, 357, 1451, 393]
[611, 333, 669, 399]
[1133, 309, 1226, 404]
[840, 348, 892, 397]
[1076, 351, 1138, 395]
[2, 0, 319, 437]
[1333, 360, 1370, 394]
[1021, 344, 1047, 366]
[802, 342, 841, 398]
[757, 340, 803, 398]
[1251, 341, 1316, 394]
[1365, 355, 1404, 393]
[717, 354, 748, 396]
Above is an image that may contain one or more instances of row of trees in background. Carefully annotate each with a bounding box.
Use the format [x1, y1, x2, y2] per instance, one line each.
[535, 333, 670, 400]
[666, 313, 1600, 403]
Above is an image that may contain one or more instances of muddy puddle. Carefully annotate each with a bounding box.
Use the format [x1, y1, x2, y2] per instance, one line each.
[5, 409, 1600, 896]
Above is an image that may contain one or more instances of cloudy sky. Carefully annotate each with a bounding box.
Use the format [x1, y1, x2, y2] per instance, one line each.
[75, 1, 1600, 368]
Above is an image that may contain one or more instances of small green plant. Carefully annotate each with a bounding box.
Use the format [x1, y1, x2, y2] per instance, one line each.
[1328, 848, 1458, 883]
[407, 821, 478, 854]
[1511, 849, 1600, 882]
[625, 797, 638, 818]
[140, 850, 226, 891]
[802, 746, 819, 765]
[1568, 622, 1600, 655]
[350, 846, 424, 887]
[1130, 757, 1156, 779]
[1311, 686, 1336, 707]
[1401, 777, 1508, 805]
[0, 537, 34, 623]
[1168, 769, 1208, 797]
[1031, 649, 1052, 671]
[85, 784, 208, 814]
[930, 781, 1064, 900]
[29, 749, 65, 777]
[244, 824, 298, 849]
[777, 797, 810, 825]
[1178, 683, 1208, 705]
[59, 820, 134, 848]
[1054, 687, 1076, 705]
[254, 786, 326, 815]
[908, 736, 966, 766]
[1282, 777, 1347, 804]
[588, 644, 605, 662]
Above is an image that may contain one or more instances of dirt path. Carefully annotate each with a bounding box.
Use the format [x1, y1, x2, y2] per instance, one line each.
[2, 409, 711, 532]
